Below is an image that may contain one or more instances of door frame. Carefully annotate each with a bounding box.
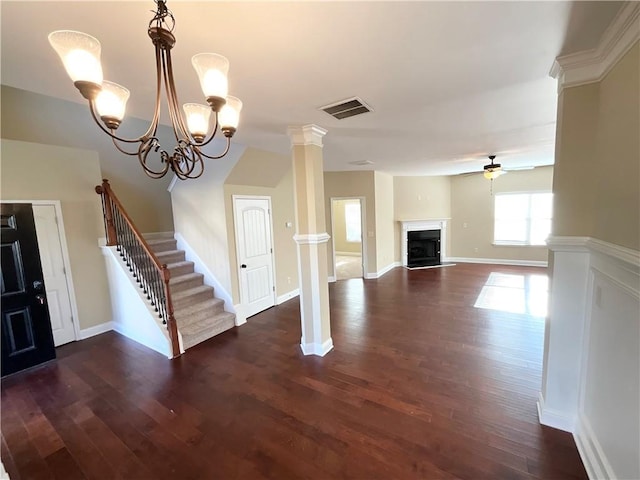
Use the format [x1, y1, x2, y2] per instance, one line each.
[2, 200, 81, 342]
[232, 195, 277, 316]
[330, 196, 367, 280]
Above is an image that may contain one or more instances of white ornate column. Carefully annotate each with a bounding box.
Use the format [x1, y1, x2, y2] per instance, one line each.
[288, 125, 333, 356]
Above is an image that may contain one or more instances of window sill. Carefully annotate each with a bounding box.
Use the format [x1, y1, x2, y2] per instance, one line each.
[492, 243, 547, 248]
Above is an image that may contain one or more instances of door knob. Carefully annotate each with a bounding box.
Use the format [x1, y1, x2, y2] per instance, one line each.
[241, 264, 247, 269]
[35, 294, 46, 305]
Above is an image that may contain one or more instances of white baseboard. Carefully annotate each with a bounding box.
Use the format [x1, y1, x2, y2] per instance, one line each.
[574, 413, 615, 480]
[233, 304, 247, 327]
[447, 256, 548, 267]
[277, 289, 299, 305]
[328, 275, 336, 283]
[364, 262, 400, 279]
[537, 392, 575, 433]
[300, 337, 334, 356]
[335, 251, 361, 257]
[79, 321, 113, 340]
[174, 233, 234, 313]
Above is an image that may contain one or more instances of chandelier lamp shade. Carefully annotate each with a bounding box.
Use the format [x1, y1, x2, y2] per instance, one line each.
[48, 0, 242, 180]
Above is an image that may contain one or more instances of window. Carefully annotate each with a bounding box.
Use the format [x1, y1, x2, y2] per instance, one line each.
[494, 192, 552, 246]
[345, 202, 361, 243]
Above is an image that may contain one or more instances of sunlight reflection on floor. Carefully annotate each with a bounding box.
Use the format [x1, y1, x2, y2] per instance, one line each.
[474, 272, 548, 316]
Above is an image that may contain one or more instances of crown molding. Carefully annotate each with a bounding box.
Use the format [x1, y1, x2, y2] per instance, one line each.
[550, 2, 640, 92]
[287, 124, 328, 147]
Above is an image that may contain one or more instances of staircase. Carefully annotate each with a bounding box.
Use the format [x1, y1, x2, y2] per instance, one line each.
[145, 232, 236, 350]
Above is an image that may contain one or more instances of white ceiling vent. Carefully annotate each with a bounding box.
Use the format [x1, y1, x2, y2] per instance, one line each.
[349, 160, 375, 166]
[320, 97, 372, 120]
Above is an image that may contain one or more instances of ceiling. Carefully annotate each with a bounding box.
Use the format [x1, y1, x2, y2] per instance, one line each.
[0, 1, 623, 176]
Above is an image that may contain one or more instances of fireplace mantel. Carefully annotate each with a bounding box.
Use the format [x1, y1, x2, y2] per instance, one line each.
[399, 219, 449, 267]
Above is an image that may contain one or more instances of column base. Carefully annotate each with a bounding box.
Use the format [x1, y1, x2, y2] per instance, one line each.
[300, 337, 334, 357]
[537, 392, 575, 432]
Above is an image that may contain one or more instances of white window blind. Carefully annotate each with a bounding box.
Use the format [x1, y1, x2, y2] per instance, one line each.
[494, 193, 552, 246]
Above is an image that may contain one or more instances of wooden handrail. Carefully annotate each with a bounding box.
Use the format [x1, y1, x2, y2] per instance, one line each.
[96, 179, 180, 358]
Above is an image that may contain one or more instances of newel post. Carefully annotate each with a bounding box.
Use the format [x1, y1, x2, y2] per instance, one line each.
[95, 179, 117, 246]
[162, 265, 180, 358]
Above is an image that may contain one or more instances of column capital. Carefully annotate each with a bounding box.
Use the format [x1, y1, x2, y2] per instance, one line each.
[287, 124, 328, 147]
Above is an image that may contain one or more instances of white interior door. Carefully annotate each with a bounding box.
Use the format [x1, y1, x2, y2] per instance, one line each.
[33, 204, 76, 346]
[233, 197, 275, 318]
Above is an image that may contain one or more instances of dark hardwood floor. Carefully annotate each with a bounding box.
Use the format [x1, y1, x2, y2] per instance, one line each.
[1, 263, 587, 479]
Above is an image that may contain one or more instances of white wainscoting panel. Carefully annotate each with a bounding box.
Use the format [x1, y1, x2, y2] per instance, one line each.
[540, 236, 639, 480]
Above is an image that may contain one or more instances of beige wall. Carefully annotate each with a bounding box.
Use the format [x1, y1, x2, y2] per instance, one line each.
[225, 164, 299, 303]
[374, 172, 395, 270]
[553, 43, 639, 250]
[394, 175, 452, 220]
[225, 147, 293, 189]
[593, 42, 639, 249]
[0, 139, 112, 330]
[450, 166, 553, 262]
[552, 84, 600, 239]
[332, 199, 362, 254]
[394, 175, 452, 261]
[324, 171, 377, 276]
[1, 86, 174, 233]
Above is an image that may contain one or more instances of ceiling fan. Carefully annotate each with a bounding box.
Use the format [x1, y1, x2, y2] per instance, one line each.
[483, 155, 505, 180]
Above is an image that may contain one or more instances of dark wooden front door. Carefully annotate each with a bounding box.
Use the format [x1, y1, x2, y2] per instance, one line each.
[1, 203, 56, 377]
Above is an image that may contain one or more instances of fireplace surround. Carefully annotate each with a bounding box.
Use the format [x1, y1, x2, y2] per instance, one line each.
[400, 219, 448, 268]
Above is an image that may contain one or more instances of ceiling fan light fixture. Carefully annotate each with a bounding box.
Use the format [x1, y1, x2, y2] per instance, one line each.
[483, 169, 504, 180]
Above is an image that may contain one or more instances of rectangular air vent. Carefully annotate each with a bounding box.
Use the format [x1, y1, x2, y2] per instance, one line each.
[320, 97, 372, 120]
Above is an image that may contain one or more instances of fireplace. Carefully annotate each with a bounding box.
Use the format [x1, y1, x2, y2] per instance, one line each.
[407, 229, 441, 267]
[399, 219, 448, 268]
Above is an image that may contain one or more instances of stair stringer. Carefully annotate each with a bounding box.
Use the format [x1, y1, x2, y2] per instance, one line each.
[174, 232, 245, 326]
[101, 246, 185, 358]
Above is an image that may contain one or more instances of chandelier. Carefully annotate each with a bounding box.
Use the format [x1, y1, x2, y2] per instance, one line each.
[48, 0, 242, 180]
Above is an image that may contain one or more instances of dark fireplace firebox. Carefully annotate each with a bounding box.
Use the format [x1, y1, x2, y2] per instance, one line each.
[407, 229, 441, 267]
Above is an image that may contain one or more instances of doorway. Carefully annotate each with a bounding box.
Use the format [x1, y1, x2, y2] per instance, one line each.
[2, 201, 78, 347]
[1, 203, 57, 376]
[331, 198, 365, 280]
[233, 195, 276, 318]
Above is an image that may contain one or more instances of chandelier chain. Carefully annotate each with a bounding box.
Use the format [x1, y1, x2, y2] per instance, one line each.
[149, 0, 175, 34]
